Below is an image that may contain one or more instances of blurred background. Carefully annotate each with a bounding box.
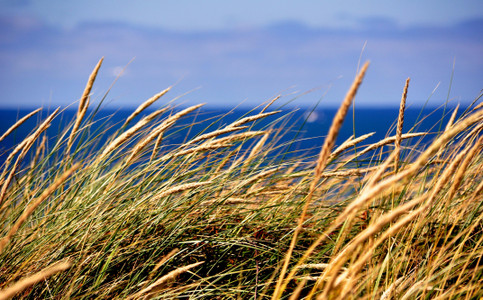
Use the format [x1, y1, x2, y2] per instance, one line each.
[0, 0, 482, 109]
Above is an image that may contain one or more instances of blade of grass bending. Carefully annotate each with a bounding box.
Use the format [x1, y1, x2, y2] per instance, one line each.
[445, 135, 483, 204]
[226, 110, 281, 129]
[0, 108, 60, 207]
[97, 107, 169, 162]
[260, 95, 281, 113]
[128, 261, 204, 299]
[0, 260, 71, 300]
[183, 125, 248, 146]
[445, 104, 459, 131]
[125, 104, 205, 164]
[0, 108, 42, 143]
[330, 132, 375, 159]
[395, 78, 409, 173]
[85, 59, 135, 126]
[67, 57, 103, 153]
[272, 61, 370, 299]
[124, 87, 171, 126]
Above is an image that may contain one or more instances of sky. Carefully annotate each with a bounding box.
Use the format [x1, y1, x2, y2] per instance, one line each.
[0, 0, 482, 109]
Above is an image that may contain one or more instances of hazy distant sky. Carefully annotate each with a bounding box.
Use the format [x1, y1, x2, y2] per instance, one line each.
[3, 0, 483, 30]
[0, 0, 482, 108]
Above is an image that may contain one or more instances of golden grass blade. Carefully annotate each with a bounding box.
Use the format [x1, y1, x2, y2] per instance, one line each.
[261, 95, 281, 113]
[30, 135, 47, 170]
[158, 143, 231, 162]
[154, 181, 211, 200]
[204, 131, 266, 147]
[445, 103, 459, 131]
[67, 97, 90, 154]
[273, 61, 370, 300]
[67, 58, 103, 152]
[125, 104, 205, 164]
[1, 108, 59, 178]
[184, 125, 248, 146]
[131, 261, 204, 299]
[97, 107, 169, 162]
[0, 260, 71, 300]
[288, 279, 307, 300]
[395, 78, 409, 172]
[79, 58, 104, 113]
[226, 150, 245, 173]
[409, 109, 482, 172]
[445, 135, 483, 204]
[124, 87, 171, 126]
[0, 108, 42, 144]
[0, 163, 80, 253]
[287, 166, 379, 179]
[472, 101, 483, 111]
[247, 132, 269, 161]
[436, 104, 461, 159]
[469, 175, 483, 200]
[237, 168, 278, 189]
[458, 120, 483, 147]
[400, 280, 441, 300]
[150, 131, 164, 161]
[227, 110, 280, 129]
[380, 277, 405, 300]
[314, 61, 370, 179]
[154, 131, 264, 167]
[201, 198, 258, 206]
[330, 132, 375, 159]
[241, 132, 270, 173]
[23, 135, 48, 198]
[0, 108, 60, 206]
[298, 264, 330, 270]
[356, 132, 426, 158]
[365, 149, 398, 189]
[147, 248, 179, 282]
[211, 149, 237, 175]
[0, 154, 26, 208]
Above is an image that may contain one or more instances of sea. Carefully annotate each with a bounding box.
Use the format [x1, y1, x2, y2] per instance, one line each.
[0, 106, 459, 166]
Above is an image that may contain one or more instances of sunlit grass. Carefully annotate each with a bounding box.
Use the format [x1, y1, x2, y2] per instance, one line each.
[0, 59, 482, 299]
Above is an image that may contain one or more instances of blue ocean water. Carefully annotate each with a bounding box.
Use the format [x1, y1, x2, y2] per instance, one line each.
[0, 106, 457, 166]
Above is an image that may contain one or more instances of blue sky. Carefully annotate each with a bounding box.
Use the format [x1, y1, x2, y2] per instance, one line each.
[0, 1, 482, 109]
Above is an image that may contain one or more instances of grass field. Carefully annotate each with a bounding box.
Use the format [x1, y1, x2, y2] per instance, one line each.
[0, 59, 482, 299]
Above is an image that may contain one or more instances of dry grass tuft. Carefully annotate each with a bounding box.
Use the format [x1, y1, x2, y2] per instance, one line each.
[130, 261, 204, 299]
[0, 260, 71, 300]
[0, 163, 80, 253]
[1, 59, 481, 299]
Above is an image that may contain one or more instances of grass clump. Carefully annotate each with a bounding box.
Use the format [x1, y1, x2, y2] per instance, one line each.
[0, 59, 482, 299]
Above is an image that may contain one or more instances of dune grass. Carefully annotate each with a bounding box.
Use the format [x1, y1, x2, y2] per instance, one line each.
[0, 59, 482, 299]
